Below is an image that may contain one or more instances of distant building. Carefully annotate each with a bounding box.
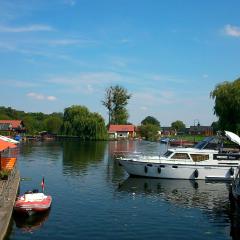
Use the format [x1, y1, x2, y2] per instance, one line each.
[161, 127, 177, 136]
[0, 120, 26, 136]
[108, 124, 136, 139]
[189, 125, 213, 136]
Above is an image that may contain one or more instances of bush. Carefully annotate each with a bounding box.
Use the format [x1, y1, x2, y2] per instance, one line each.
[0, 170, 9, 180]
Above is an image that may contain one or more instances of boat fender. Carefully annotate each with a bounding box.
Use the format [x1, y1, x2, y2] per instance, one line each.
[194, 169, 199, 178]
[157, 167, 161, 174]
[144, 166, 148, 174]
[230, 167, 234, 176]
[118, 161, 122, 167]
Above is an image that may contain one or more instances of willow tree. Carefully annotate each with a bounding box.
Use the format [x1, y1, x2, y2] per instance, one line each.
[62, 105, 107, 140]
[102, 85, 131, 125]
[210, 78, 240, 133]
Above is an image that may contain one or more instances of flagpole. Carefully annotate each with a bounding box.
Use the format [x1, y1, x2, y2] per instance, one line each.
[41, 177, 45, 193]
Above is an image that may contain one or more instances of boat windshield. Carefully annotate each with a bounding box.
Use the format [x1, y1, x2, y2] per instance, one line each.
[194, 137, 219, 150]
[163, 150, 173, 157]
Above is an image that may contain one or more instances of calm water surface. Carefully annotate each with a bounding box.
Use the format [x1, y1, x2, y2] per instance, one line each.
[6, 140, 240, 240]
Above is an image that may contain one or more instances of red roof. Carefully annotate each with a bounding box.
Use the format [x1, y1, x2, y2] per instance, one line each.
[109, 125, 135, 132]
[0, 120, 22, 128]
[0, 139, 16, 152]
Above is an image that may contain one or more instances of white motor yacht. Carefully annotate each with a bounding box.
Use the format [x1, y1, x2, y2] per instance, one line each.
[118, 131, 240, 180]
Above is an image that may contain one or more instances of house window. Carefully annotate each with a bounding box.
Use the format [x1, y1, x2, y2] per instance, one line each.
[190, 154, 209, 162]
[171, 153, 190, 160]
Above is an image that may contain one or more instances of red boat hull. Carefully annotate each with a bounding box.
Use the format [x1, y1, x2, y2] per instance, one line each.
[14, 195, 52, 214]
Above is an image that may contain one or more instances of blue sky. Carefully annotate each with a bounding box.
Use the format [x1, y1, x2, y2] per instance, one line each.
[0, 0, 240, 127]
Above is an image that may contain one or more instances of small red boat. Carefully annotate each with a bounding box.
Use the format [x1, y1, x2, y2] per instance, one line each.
[14, 190, 52, 215]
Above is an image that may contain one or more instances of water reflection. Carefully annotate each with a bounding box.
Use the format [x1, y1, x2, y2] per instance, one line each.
[229, 195, 240, 240]
[13, 209, 50, 233]
[62, 141, 107, 175]
[119, 178, 229, 209]
[118, 177, 240, 238]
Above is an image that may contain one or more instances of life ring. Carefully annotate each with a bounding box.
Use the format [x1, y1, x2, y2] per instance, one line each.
[229, 167, 234, 176]
[144, 166, 148, 173]
[157, 167, 161, 174]
[194, 169, 199, 178]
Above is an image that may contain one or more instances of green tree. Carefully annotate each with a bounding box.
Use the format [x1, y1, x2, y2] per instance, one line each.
[102, 85, 131, 124]
[44, 116, 63, 134]
[141, 116, 160, 127]
[62, 105, 107, 140]
[210, 78, 240, 133]
[171, 120, 186, 132]
[102, 87, 113, 125]
[139, 124, 160, 141]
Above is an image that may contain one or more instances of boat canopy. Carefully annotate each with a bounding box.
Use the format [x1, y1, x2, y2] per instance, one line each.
[0, 135, 19, 144]
[225, 131, 240, 146]
[194, 136, 219, 150]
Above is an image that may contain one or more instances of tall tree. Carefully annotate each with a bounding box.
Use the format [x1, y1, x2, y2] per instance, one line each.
[101, 87, 113, 125]
[102, 85, 131, 124]
[210, 78, 240, 133]
[171, 120, 186, 132]
[141, 116, 160, 127]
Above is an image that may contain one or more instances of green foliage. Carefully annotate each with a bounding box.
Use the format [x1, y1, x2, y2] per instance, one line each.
[0, 106, 63, 135]
[139, 124, 160, 141]
[171, 120, 186, 131]
[141, 116, 160, 127]
[0, 170, 9, 180]
[210, 78, 240, 133]
[0, 105, 106, 139]
[62, 105, 107, 140]
[44, 116, 63, 134]
[211, 121, 219, 133]
[102, 85, 131, 124]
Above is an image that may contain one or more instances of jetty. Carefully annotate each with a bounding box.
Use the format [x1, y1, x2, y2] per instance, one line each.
[0, 139, 20, 240]
[0, 167, 20, 240]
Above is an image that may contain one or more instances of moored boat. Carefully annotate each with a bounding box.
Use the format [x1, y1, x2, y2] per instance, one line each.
[118, 131, 240, 180]
[14, 190, 52, 215]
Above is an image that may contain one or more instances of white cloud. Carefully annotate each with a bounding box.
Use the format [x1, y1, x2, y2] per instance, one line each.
[47, 96, 57, 101]
[27, 92, 57, 101]
[223, 24, 240, 37]
[0, 24, 54, 33]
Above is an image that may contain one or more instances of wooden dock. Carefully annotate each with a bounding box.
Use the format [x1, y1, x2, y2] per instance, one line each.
[0, 168, 20, 240]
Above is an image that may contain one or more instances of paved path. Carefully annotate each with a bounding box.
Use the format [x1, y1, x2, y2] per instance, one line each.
[0, 171, 20, 240]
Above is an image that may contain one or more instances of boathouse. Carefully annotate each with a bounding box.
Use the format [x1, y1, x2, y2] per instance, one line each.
[108, 124, 136, 139]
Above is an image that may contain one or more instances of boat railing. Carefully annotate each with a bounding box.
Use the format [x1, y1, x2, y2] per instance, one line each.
[113, 151, 143, 159]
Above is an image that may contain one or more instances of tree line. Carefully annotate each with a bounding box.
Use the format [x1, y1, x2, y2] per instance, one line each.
[0, 77, 240, 140]
[0, 105, 107, 140]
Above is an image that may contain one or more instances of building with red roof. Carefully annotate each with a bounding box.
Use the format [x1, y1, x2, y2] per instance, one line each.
[108, 124, 136, 139]
[0, 120, 25, 135]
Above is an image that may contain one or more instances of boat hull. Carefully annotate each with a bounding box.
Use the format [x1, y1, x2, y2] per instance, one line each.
[14, 196, 52, 214]
[119, 159, 236, 180]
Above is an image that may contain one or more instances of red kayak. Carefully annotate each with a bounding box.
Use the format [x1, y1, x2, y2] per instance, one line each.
[14, 191, 52, 215]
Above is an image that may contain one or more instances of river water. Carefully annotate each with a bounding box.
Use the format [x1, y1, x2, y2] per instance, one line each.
[5, 140, 240, 240]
